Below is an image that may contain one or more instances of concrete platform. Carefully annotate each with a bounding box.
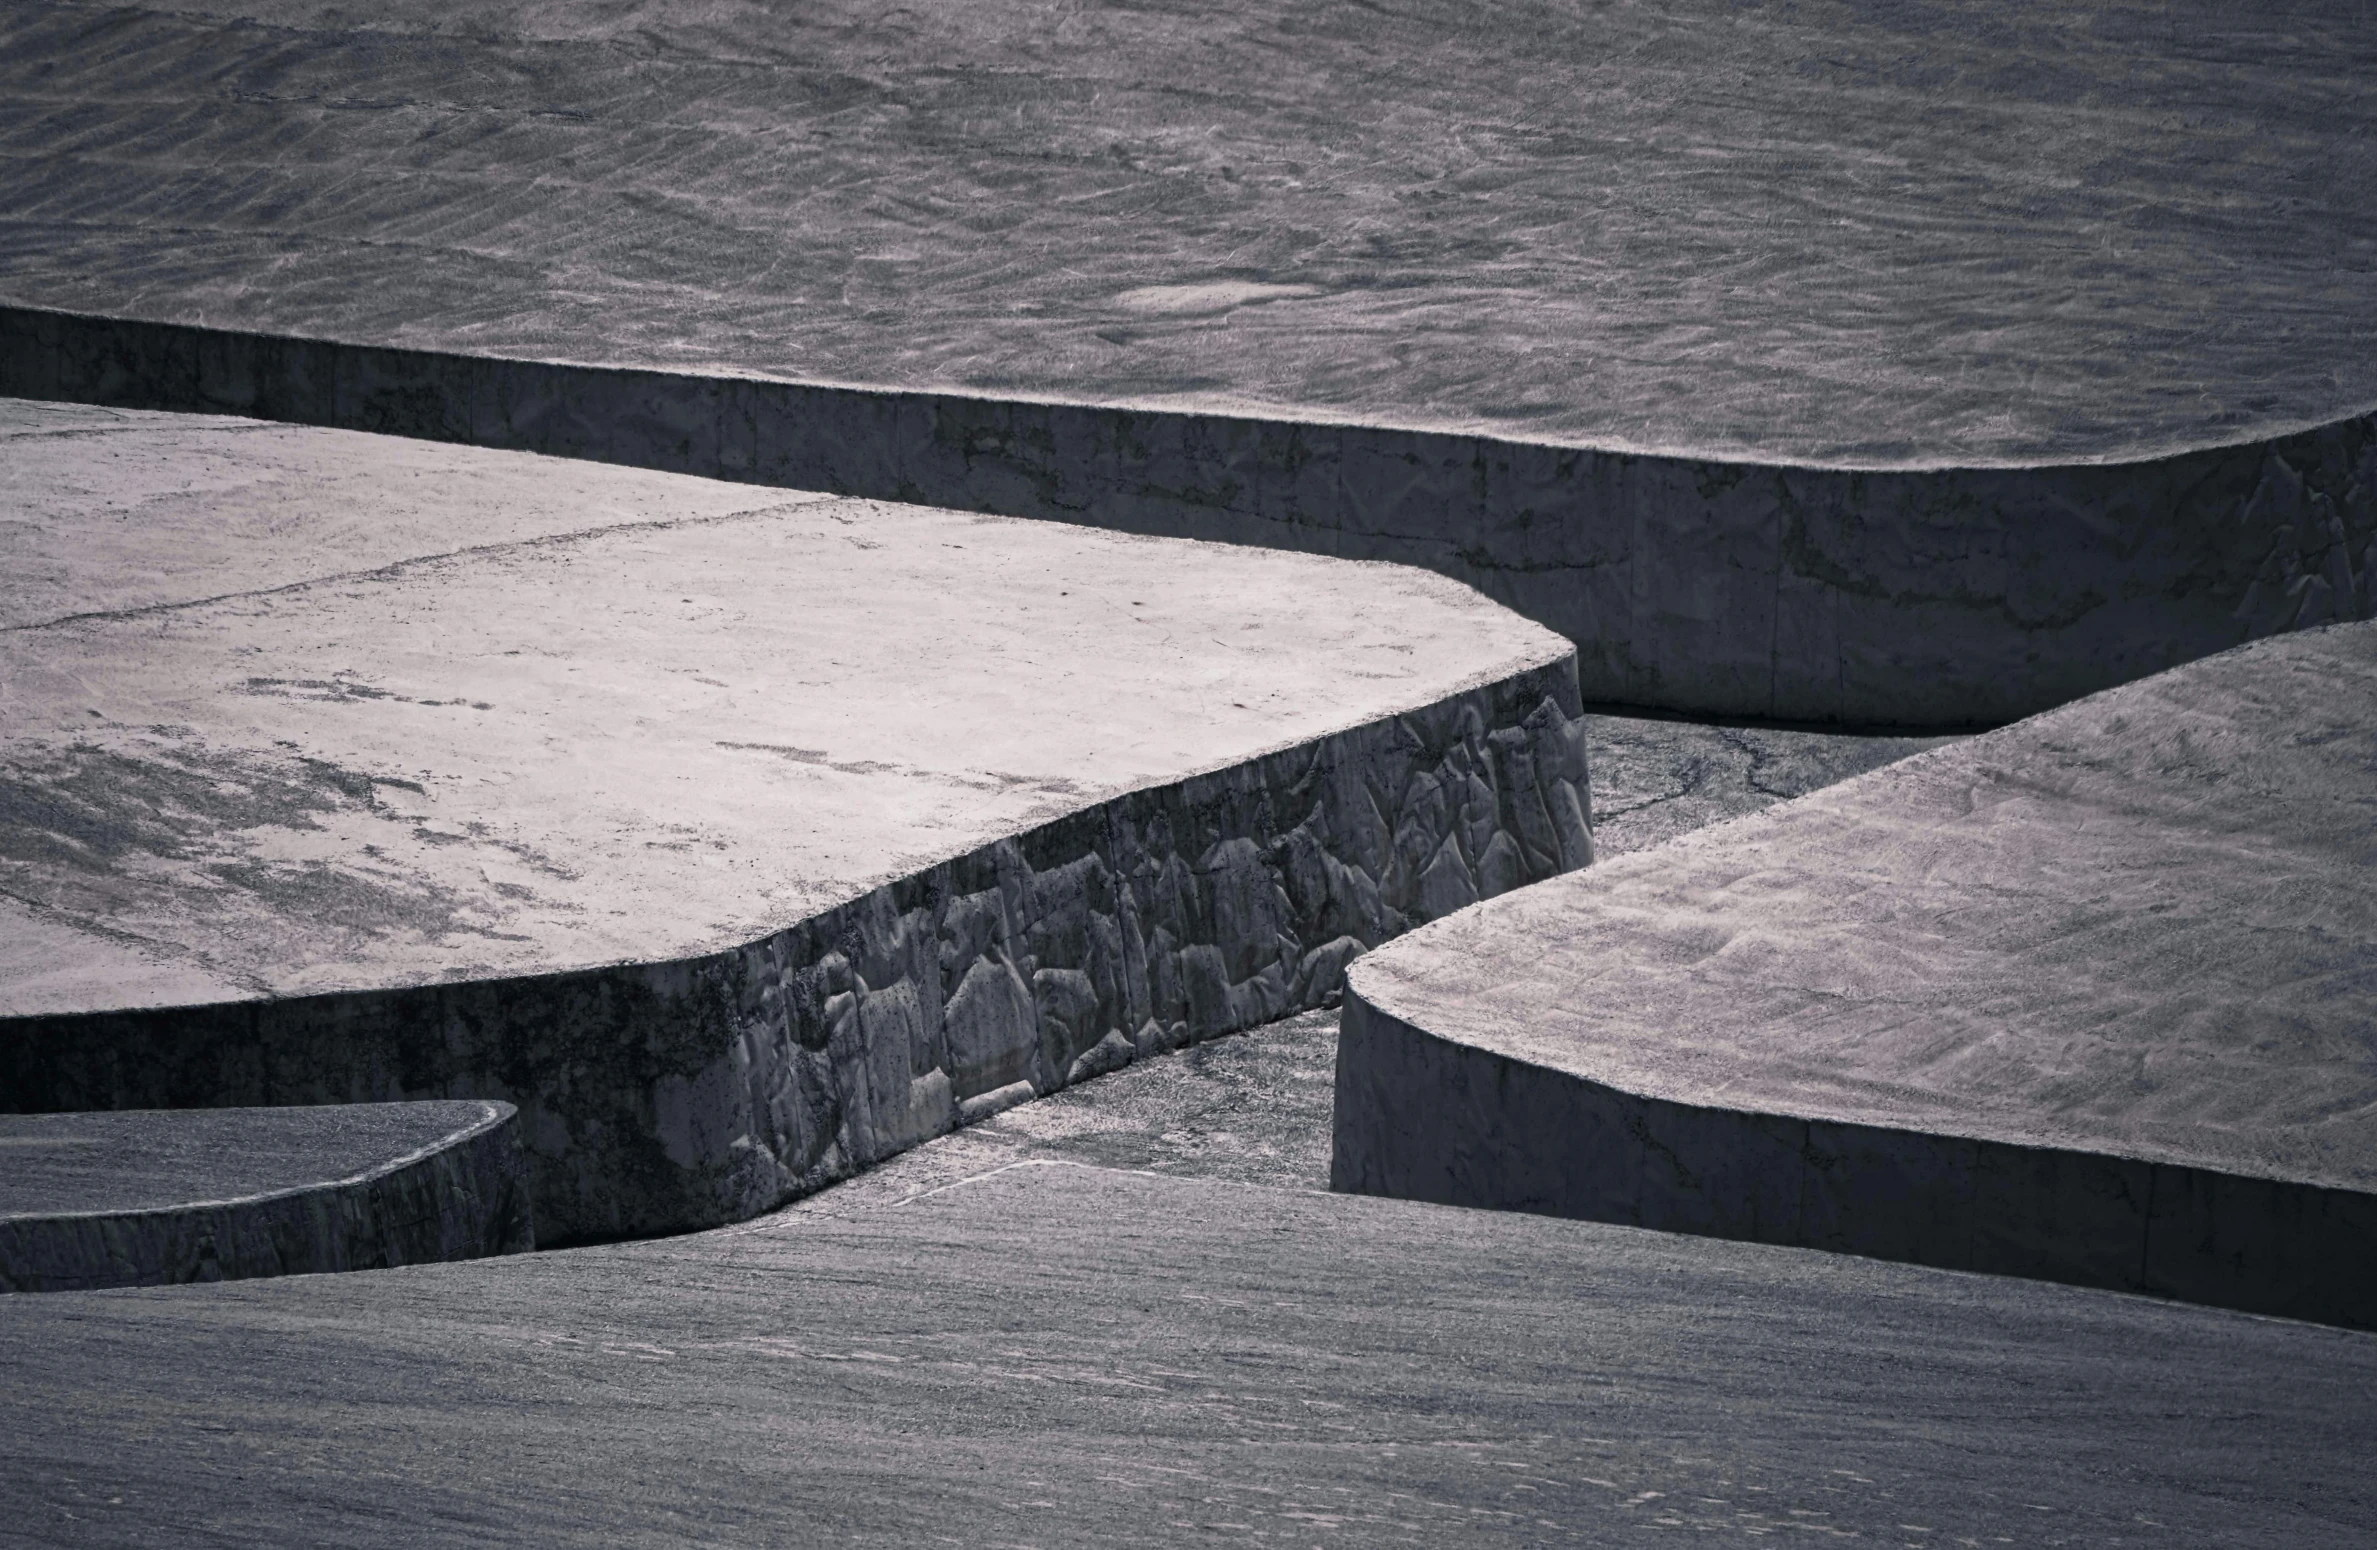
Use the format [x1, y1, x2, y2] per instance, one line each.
[3, 1162, 2371, 1546]
[0, 397, 1589, 1243]
[1337, 620, 2377, 1326]
[3, 0, 2372, 722]
[843, 718, 1959, 1195]
[0, 1100, 530, 1292]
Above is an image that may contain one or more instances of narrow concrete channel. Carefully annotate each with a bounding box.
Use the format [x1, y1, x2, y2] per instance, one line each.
[799, 714, 1953, 1207]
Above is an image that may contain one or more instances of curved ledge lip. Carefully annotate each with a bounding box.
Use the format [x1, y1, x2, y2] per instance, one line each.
[0, 633, 1574, 1023]
[1350, 955, 2367, 1198]
[11, 300, 2374, 478]
[1351, 967, 2372, 1200]
[0, 1100, 516, 1228]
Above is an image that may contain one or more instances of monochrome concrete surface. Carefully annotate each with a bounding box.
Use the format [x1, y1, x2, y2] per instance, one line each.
[1, 0, 2366, 466]
[7, 1, 2375, 1535]
[4, 1162, 2373, 1547]
[1338, 620, 2377, 1325]
[5, 0, 2373, 723]
[0, 1100, 531, 1292]
[838, 717, 1957, 1197]
[0, 397, 1591, 1242]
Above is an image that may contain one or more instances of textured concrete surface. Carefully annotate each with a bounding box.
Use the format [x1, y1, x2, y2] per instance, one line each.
[0, 399, 1590, 1241]
[1, 0, 2369, 467]
[1, 399, 1567, 1003]
[13, 305, 2373, 729]
[1586, 715, 1958, 859]
[3, 1162, 2371, 1547]
[4, 0, 2373, 724]
[0, 397, 797, 630]
[857, 714, 1953, 1196]
[1339, 622, 2377, 1323]
[0, 1100, 531, 1292]
[0, 1101, 490, 1216]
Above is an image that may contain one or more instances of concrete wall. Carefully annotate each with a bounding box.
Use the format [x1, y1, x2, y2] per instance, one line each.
[2, 663, 1591, 1245]
[0, 1102, 532, 1293]
[1331, 992, 2377, 1330]
[7, 305, 2371, 728]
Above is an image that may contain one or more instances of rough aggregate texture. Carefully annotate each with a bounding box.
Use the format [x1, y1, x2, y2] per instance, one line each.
[0, 1100, 532, 1293]
[1338, 621, 2377, 1324]
[1585, 714, 1960, 856]
[2, 1164, 2372, 1547]
[838, 712, 1953, 1200]
[0, 401, 1590, 1242]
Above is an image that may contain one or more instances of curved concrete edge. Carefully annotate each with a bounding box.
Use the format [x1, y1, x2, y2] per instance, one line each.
[1, 657, 1592, 1246]
[5, 304, 2370, 728]
[1330, 992, 2377, 1330]
[0, 1101, 533, 1294]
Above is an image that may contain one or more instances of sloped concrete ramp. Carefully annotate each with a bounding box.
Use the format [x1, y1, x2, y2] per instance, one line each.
[3, 1161, 2373, 1546]
[0, 1100, 530, 1292]
[0, 398, 1590, 1243]
[1337, 620, 2377, 1326]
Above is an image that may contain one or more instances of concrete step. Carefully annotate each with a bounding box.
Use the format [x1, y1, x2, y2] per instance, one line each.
[1339, 621, 2377, 1326]
[0, 1100, 530, 1293]
[4, 1, 2372, 721]
[0, 397, 1587, 1243]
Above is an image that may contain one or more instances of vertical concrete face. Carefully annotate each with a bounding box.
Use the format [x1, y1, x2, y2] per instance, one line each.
[8, 306, 2372, 727]
[6, 663, 1591, 1244]
[1333, 622, 2377, 1328]
[1331, 995, 2377, 1329]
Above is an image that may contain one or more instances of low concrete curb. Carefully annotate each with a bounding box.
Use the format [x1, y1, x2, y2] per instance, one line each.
[0, 1101, 533, 1293]
[1332, 993, 2377, 1329]
[7, 304, 2370, 727]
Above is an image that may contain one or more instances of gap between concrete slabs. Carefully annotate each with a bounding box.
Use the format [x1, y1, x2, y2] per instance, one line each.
[8, 305, 2371, 728]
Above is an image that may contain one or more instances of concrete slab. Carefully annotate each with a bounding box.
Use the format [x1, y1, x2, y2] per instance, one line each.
[0, 399, 1589, 1241]
[0, 1100, 530, 1292]
[1338, 620, 2377, 1325]
[2, 1163, 2371, 1546]
[0, 0, 2366, 468]
[3, 2, 2372, 722]
[0, 398, 802, 629]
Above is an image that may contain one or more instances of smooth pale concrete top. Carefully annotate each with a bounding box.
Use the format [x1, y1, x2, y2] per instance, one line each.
[1352, 621, 2377, 1192]
[0, 1101, 505, 1217]
[0, 399, 1567, 1015]
[0, 0, 2370, 468]
[3, 1164, 2370, 1546]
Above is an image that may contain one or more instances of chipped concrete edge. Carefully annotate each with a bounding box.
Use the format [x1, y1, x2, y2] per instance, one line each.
[6, 304, 2373, 727]
[0, 1101, 534, 1293]
[3, 655, 1594, 1246]
[1330, 989, 2377, 1329]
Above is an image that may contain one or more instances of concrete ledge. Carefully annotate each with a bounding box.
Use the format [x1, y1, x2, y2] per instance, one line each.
[2, 402, 1590, 1245]
[0, 1101, 532, 1293]
[1333, 995, 2377, 1328]
[6, 305, 2370, 728]
[4, 663, 1590, 1246]
[1334, 621, 2377, 1327]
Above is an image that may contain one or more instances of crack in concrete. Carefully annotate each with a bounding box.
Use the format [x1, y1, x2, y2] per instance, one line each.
[3, 501, 815, 634]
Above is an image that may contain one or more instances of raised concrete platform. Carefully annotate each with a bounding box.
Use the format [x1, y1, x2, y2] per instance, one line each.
[0, 1100, 530, 1292]
[3, 1162, 2371, 1546]
[3, 0, 2371, 723]
[0, 398, 1589, 1243]
[1337, 620, 2377, 1327]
